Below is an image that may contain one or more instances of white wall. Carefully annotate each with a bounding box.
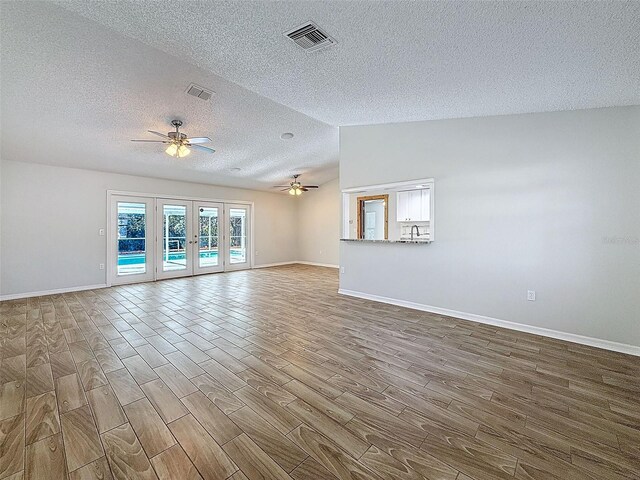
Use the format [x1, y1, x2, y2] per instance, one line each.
[0, 160, 300, 296]
[340, 106, 640, 349]
[297, 177, 340, 267]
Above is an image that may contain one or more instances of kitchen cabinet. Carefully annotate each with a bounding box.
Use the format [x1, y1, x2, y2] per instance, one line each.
[396, 189, 430, 222]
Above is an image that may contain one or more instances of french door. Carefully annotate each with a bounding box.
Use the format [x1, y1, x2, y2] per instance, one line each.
[225, 204, 251, 271]
[156, 199, 193, 279]
[193, 201, 225, 275]
[109, 194, 250, 285]
[110, 196, 155, 285]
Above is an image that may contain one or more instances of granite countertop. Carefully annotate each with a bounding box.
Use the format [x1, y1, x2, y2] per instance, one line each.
[340, 238, 431, 244]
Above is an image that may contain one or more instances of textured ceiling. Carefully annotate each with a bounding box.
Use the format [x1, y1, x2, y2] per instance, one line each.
[2, 1, 638, 190]
[0, 2, 338, 190]
[57, 0, 639, 126]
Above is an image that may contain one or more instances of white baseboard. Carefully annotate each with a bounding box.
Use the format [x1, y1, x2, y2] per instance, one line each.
[253, 261, 339, 269]
[252, 261, 298, 269]
[0, 284, 108, 301]
[338, 288, 640, 357]
[297, 261, 339, 268]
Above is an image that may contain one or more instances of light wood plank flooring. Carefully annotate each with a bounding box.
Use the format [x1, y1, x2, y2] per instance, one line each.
[1, 265, 639, 480]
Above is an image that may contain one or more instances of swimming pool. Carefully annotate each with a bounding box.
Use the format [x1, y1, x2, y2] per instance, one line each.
[118, 250, 243, 265]
[118, 249, 245, 265]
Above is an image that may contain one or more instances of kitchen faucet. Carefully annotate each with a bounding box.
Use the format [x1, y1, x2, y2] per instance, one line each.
[411, 225, 420, 241]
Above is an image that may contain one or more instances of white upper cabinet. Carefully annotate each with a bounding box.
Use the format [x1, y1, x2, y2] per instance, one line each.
[396, 189, 430, 222]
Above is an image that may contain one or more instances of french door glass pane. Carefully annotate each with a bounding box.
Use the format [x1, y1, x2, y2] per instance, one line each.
[163, 205, 187, 271]
[199, 207, 219, 267]
[229, 208, 247, 264]
[117, 202, 146, 276]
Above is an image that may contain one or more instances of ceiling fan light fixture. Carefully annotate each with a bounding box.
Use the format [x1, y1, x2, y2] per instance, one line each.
[273, 174, 317, 195]
[177, 144, 190, 157]
[133, 120, 214, 157]
[165, 143, 178, 156]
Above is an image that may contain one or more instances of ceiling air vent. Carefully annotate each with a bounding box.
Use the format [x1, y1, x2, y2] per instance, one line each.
[186, 83, 214, 101]
[284, 22, 336, 52]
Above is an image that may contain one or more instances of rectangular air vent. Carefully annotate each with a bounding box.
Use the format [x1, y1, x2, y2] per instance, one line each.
[186, 83, 214, 101]
[284, 22, 335, 52]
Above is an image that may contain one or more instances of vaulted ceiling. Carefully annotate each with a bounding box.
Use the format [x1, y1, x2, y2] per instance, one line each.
[1, 1, 638, 189]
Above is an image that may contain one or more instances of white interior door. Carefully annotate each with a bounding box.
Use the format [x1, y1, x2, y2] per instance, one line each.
[156, 199, 193, 279]
[193, 201, 224, 275]
[225, 204, 251, 271]
[110, 195, 155, 285]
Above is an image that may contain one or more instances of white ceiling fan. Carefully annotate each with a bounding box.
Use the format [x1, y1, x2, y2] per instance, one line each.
[131, 119, 215, 157]
[273, 174, 319, 195]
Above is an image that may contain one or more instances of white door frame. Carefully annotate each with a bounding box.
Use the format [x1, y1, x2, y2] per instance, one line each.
[108, 195, 155, 286]
[156, 199, 193, 280]
[106, 191, 255, 286]
[224, 203, 252, 272]
[193, 201, 225, 276]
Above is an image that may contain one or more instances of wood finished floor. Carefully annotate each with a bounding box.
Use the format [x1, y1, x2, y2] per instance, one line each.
[1, 265, 639, 480]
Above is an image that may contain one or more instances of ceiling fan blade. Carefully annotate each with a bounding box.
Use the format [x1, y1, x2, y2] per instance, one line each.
[280, 188, 290, 191]
[186, 137, 212, 144]
[131, 139, 170, 143]
[301, 187, 309, 192]
[148, 130, 169, 138]
[191, 144, 216, 153]
[272, 185, 291, 188]
[302, 185, 319, 188]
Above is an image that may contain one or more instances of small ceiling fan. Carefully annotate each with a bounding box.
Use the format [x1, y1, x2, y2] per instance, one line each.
[273, 174, 319, 195]
[131, 119, 215, 157]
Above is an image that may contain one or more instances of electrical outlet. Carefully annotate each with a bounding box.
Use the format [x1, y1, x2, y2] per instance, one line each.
[98, 228, 105, 236]
[99, 263, 105, 270]
[340, 267, 345, 274]
[527, 290, 536, 301]
[319, 250, 323, 255]
[255, 251, 258, 256]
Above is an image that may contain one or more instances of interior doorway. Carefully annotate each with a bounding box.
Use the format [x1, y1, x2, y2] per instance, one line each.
[357, 194, 388, 240]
